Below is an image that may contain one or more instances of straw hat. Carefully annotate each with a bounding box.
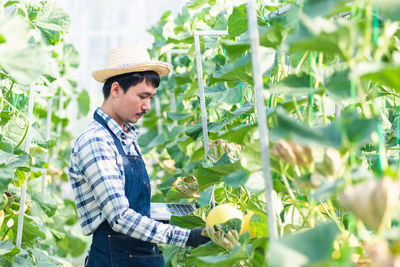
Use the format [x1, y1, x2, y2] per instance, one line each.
[92, 45, 172, 83]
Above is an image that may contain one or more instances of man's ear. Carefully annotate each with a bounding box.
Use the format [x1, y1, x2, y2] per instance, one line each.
[110, 82, 122, 98]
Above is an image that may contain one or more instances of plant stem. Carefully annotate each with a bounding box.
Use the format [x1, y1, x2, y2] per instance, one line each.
[320, 93, 328, 125]
[291, 96, 304, 121]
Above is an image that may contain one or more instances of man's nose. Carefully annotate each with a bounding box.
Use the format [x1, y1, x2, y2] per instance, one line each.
[142, 99, 151, 111]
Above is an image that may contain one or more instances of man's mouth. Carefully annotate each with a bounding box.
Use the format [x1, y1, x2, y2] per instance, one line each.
[137, 112, 145, 118]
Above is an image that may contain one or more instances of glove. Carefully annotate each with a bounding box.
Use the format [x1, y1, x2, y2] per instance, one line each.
[185, 228, 211, 248]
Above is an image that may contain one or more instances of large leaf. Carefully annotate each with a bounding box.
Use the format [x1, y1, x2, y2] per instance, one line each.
[195, 154, 242, 191]
[218, 123, 257, 144]
[31, 191, 58, 217]
[186, 102, 254, 140]
[287, 15, 355, 59]
[0, 241, 19, 256]
[373, 0, 400, 21]
[228, 4, 247, 37]
[359, 64, 400, 92]
[271, 72, 312, 95]
[196, 244, 250, 266]
[303, 0, 352, 18]
[77, 89, 90, 118]
[224, 169, 249, 188]
[0, 14, 50, 85]
[169, 205, 210, 229]
[62, 43, 80, 68]
[0, 150, 28, 168]
[268, 223, 338, 267]
[11, 215, 46, 247]
[322, 65, 353, 101]
[31, 1, 70, 45]
[0, 168, 14, 192]
[272, 106, 379, 149]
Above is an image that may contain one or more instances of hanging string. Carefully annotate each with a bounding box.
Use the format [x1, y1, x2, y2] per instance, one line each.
[308, 52, 316, 126]
[372, 5, 384, 175]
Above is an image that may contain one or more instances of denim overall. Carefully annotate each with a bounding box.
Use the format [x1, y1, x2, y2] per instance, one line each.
[85, 112, 165, 267]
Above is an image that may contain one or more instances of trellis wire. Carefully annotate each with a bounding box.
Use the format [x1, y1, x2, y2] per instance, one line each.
[194, 30, 228, 209]
[194, 30, 228, 158]
[371, 5, 387, 174]
[57, 90, 64, 139]
[16, 85, 35, 248]
[247, 0, 278, 240]
[41, 93, 53, 193]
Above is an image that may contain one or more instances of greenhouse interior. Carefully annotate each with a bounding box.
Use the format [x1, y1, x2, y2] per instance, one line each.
[0, 0, 400, 266]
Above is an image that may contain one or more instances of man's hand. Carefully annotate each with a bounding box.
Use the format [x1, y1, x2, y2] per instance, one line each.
[185, 228, 210, 248]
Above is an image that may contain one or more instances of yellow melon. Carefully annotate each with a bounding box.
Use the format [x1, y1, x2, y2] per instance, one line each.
[206, 204, 243, 227]
[239, 211, 255, 236]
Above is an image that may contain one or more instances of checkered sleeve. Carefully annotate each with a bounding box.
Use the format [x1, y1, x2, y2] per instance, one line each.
[77, 135, 190, 246]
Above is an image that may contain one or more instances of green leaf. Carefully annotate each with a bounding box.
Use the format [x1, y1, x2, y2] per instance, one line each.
[269, 223, 338, 267]
[31, 1, 70, 45]
[272, 107, 379, 149]
[218, 123, 257, 144]
[322, 65, 353, 101]
[303, 0, 352, 18]
[196, 154, 242, 191]
[0, 168, 14, 192]
[240, 140, 261, 172]
[0, 14, 50, 85]
[13, 251, 35, 267]
[186, 242, 227, 266]
[55, 230, 86, 258]
[210, 54, 253, 85]
[287, 16, 354, 60]
[167, 112, 192, 121]
[272, 106, 340, 148]
[165, 187, 191, 202]
[0, 241, 19, 256]
[224, 169, 249, 188]
[214, 218, 242, 233]
[373, 0, 400, 21]
[186, 0, 213, 9]
[77, 89, 90, 118]
[63, 43, 80, 68]
[272, 72, 312, 95]
[169, 215, 206, 229]
[31, 191, 58, 217]
[11, 215, 46, 247]
[228, 4, 248, 37]
[29, 248, 62, 266]
[196, 244, 249, 265]
[311, 179, 344, 202]
[249, 213, 268, 238]
[0, 150, 28, 168]
[259, 23, 290, 49]
[360, 64, 400, 92]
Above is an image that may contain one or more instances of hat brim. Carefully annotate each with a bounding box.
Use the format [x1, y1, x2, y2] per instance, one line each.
[92, 61, 172, 83]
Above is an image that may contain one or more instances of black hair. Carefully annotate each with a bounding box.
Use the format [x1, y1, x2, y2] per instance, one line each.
[102, 71, 160, 99]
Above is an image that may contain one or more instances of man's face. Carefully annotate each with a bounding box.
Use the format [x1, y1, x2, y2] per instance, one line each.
[114, 80, 156, 125]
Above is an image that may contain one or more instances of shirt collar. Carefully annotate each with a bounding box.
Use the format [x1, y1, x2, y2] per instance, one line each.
[95, 108, 139, 140]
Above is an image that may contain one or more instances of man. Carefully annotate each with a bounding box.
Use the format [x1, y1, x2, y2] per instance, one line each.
[68, 46, 209, 267]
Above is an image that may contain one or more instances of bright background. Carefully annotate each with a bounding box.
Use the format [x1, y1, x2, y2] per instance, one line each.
[56, 0, 186, 136]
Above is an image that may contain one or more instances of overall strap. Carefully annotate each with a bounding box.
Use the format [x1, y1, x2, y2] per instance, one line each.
[93, 112, 126, 157]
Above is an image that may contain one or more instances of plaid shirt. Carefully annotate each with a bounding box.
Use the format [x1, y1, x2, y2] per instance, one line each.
[68, 108, 190, 247]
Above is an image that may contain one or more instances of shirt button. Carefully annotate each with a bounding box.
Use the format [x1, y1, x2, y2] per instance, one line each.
[122, 141, 126, 146]
[121, 133, 127, 139]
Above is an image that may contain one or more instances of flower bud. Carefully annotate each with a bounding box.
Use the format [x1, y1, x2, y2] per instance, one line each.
[339, 178, 400, 231]
[315, 148, 343, 177]
[172, 175, 200, 198]
[270, 139, 313, 167]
